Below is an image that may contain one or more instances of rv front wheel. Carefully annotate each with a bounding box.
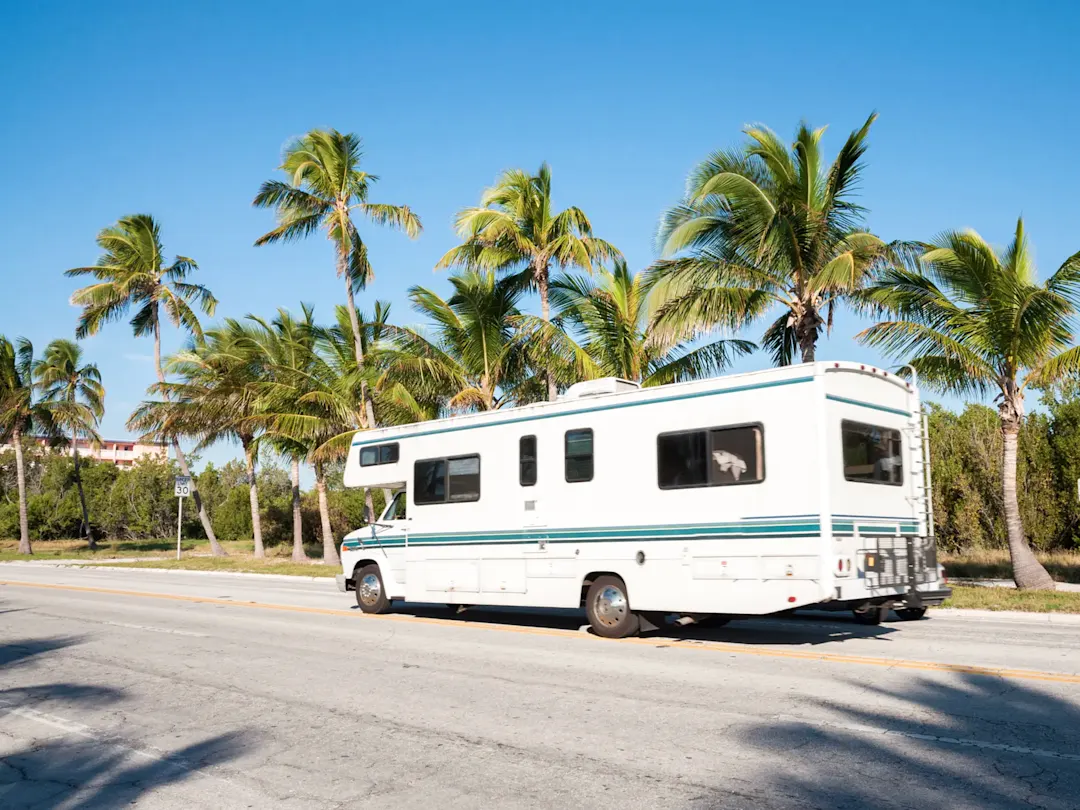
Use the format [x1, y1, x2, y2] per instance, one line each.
[355, 564, 391, 614]
[585, 576, 640, 639]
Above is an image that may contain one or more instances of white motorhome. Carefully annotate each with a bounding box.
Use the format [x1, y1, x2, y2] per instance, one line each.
[337, 361, 950, 638]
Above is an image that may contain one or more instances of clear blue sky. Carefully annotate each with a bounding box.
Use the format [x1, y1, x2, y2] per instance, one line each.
[3, 0, 1079, 473]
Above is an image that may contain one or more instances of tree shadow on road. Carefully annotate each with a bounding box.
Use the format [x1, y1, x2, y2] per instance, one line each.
[0, 729, 254, 810]
[0, 635, 258, 809]
[0, 636, 85, 670]
[690, 673, 1080, 810]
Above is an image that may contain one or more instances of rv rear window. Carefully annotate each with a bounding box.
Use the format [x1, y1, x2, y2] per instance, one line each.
[520, 436, 537, 487]
[565, 429, 593, 483]
[414, 454, 481, 504]
[657, 425, 764, 489]
[359, 443, 399, 467]
[841, 421, 903, 485]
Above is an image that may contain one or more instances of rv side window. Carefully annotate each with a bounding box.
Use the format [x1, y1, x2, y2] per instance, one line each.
[414, 455, 481, 504]
[414, 459, 446, 504]
[520, 436, 537, 487]
[565, 429, 594, 483]
[841, 420, 903, 485]
[657, 425, 764, 488]
[448, 455, 481, 502]
[360, 443, 399, 467]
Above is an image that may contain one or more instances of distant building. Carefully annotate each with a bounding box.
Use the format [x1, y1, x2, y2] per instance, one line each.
[0, 436, 169, 468]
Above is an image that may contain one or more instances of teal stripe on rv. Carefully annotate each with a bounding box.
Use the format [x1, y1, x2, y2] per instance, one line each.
[825, 394, 911, 417]
[351, 376, 814, 447]
[341, 516, 920, 550]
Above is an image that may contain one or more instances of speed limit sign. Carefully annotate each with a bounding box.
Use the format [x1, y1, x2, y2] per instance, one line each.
[174, 475, 192, 498]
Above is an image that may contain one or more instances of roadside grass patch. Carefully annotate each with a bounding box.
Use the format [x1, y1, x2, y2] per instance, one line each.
[939, 585, 1080, 613]
[0, 538, 328, 562]
[942, 549, 1080, 584]
[94, 557, 338, 577]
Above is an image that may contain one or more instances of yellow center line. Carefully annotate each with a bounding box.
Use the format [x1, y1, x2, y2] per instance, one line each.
[4, 579, 1080, 685]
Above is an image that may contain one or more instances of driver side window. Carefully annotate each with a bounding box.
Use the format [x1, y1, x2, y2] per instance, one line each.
[383, 490, 407, 521]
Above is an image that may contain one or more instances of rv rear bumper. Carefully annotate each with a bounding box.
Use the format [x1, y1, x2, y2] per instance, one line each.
[904, 587, 951, 607]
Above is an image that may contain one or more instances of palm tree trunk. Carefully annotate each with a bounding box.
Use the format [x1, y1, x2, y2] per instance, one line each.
[71, 436, 95, 550]
[537, 263, 557, 402]
[796, 306, 820, 364]
[1001, 422, 1055, 590]
[341, 255, 378, 431]
[153, 319, 225, 555]
[291, 457, 308, 562]
[315, 462, 339, 566]
[12, 428, 31, 554]
[244, 440, 264, 558]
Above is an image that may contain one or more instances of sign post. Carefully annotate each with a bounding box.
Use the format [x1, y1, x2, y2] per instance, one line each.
[174, 476, 191, 560]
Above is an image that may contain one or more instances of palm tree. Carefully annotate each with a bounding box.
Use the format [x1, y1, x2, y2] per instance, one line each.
[648, 114, 901, 365]
[0, 337, 57, 554]
[436, 163, 620, 401]
[129, 323, 270, 556]
[253, 129, 422, 430]
[531, 259, 754, 386]
[858, 218, 1080, 590]
[34, 340, 105, 549]
[381, 270, 543, 412]
[66, 214, 224, 554]
[245, 306, 325, 563]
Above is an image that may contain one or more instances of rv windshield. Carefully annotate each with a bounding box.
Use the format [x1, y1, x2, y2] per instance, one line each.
[382, 490, 407, 521]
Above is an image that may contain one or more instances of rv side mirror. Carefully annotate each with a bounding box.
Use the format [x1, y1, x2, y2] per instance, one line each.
[362, 505, 373, 525]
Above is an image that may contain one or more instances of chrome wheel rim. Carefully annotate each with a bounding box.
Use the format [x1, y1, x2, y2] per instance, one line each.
[359, 573, 381, 605]
[593, 585, 627, 628]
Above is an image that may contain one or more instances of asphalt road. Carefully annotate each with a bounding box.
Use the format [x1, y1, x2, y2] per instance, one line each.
[2, 566, 1079, 809]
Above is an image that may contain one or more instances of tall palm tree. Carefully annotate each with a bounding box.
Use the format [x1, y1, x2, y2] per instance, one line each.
[859, 218, 1080, 590]
[381, 270, 543, 412]
[532, 259, 754, 386]
[245, 306, 324, 563]
[66, 214, 224, 554]
[436, 163, 620, 401]
[253, 129, 422, 430]
[34, 340, 105, 548]
[0, 337, 57, 554]
[648, 114, 900, 365]
[129, 323, 269, 556]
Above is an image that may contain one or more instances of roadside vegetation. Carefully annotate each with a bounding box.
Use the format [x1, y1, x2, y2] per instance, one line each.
[940, 585, 1080, 614]
[3, 119, 1080, 593]
[942, 549, 1080, 584]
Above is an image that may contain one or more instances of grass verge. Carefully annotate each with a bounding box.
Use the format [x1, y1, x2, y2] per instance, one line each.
[942, 548, 1080, 584]
[93, 557, 339, 577]
[938, 585, 1080, 613]
[0, 538, 327, 562]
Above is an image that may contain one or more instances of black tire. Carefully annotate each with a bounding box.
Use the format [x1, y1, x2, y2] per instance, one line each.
[585, 576, 640, 639]
[354, 564, 392, 614]
[895, 607, 928, 621]
[852, 604, 886, 626]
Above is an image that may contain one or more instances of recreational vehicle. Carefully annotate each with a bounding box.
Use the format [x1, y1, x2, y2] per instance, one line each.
[337, 361, 950, 638]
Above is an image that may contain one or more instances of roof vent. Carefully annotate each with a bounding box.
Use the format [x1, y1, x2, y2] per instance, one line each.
[562, 378, 640, 400]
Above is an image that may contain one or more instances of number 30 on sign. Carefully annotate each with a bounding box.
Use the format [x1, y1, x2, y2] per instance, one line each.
[174, 476, 192, 498]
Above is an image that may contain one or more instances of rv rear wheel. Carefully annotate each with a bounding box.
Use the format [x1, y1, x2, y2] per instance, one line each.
[895, 607, 928, 621]
[355, 564, 391, 614]
[585, 576, 640, 639]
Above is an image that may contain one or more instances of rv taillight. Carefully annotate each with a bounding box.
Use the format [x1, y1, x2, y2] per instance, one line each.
[837, 559, 843, 572]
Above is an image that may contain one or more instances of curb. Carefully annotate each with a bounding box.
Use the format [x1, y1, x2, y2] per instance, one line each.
[930, 607, 1080, 625]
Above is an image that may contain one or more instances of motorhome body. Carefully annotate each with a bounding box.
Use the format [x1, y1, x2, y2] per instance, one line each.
[338, 362, 950, 637]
